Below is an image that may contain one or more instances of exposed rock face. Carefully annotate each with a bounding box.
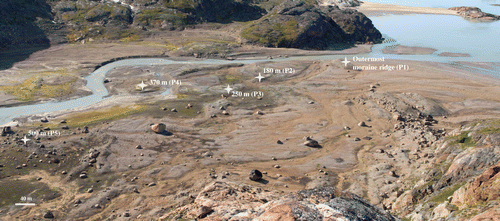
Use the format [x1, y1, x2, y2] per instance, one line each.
[191, 0, 265, 23]
[1, 126, 12, 136]
[452, 161, 500, 208]
[0, 0, 263, 53]
[323, 0, 362, 8]
[397, 120, 500, 220]
[241, 0, 381, 49]
[322, 6, 382, 44]
[449, 6, 500, 21]
[161, 182, 399, 220]
[0, 0, 52, 50]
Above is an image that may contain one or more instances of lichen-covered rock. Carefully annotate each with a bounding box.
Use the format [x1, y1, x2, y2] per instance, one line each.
[322, 6, 382, 44]
[452, 161, 500, 209]
[241, 0, 381, 49]
[161, 182, 399, 220]
[323, 0, 362, 8]
[449, 6, 500, 21]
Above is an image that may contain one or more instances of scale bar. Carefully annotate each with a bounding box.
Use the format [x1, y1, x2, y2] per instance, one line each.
[15, 203, 36, 206]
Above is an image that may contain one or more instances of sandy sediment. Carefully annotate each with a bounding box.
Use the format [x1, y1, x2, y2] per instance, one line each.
[438, 52, 471, 57]
[382, 45, 437, 55]
[356, 1, 459, 16]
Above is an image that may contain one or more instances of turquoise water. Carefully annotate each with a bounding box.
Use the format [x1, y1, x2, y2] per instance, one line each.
[368, 14, 500, 61]
[366, 0, 500, 14]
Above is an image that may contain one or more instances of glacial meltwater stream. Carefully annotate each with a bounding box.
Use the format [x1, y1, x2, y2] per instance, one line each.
[1, 2, 500, 126]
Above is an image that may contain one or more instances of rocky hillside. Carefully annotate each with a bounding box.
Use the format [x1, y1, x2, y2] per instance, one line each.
[323, 0, 362, 8]
[386, 118, 500, 220]
[0, 0, 52, 49]
[241, 0, 382, 49]
[161, 182, 399, 220]
[0, 0, 380, 52]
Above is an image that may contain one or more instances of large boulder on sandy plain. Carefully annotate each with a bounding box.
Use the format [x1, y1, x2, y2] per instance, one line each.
[249, 169, 263, 181]
[151, 123, 166, 133]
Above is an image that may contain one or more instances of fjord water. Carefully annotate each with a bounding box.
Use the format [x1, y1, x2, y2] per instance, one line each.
[368, 14, 500, 62]
[367, 0, 500, 14]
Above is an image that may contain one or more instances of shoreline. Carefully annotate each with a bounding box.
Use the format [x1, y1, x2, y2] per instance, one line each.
[356, 1, 459, 16]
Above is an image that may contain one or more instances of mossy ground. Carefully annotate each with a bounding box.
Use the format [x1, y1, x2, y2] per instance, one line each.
[61, 105, 147, 128]
[428, 182, 465, 204]
[241, 18, 300, 47]
[0, 179, 59, 208]
[447, 131, 476, 149]
[0, 69, 77, 102]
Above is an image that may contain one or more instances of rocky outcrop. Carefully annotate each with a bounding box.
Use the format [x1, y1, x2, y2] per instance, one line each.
[0, 0, 52, 48]
[322, 6, 382, 44]
[151, 123, 166, 133]
[323, 0, 362, 8]
[241, 0, 382, 49]
[449, 6, 500, 21]
[161, 181, 399, 220]
[397, 120, 500, 220]
[452, 161, 500, 208]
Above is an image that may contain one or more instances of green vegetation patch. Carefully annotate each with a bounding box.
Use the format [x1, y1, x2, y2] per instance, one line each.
[447, 131, 476, 149]
[241, 18, 300, 47]
[134, 8, 191, 28]
[429, 182, 465, 203]
[222, 75, 243, 84]
[164, 0, 198, 10]
[479, 127, 500, 135]
[0, 70, 76, 102]
[62, 3, 130, 23]
[64, 105, 147, 127]
[0, 179, 59, 208]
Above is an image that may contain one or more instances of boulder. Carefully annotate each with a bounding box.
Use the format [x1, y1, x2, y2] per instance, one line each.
[1, 126, 12, 136]
[393, 114, 402, 121]
[43, 211, 55, 219]
[196, 206, 214, 219]
[254, 110, 264, 115]
[342, 100, 354, 105]
[304, 137, 320, 147]
[249, 169, 263, 181]
[151, 123, 166, 133]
